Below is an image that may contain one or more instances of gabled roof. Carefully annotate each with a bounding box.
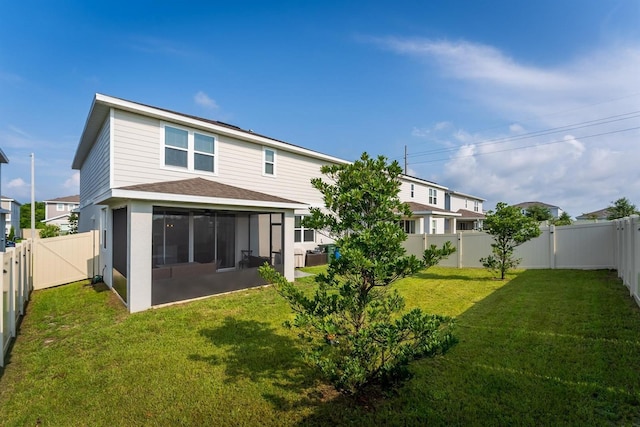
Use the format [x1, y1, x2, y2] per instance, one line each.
[513, 201, 559, 209]
[455, 208, 485, 219]
[0, 196, 22, 205]
[44, 195, 80, 204]
[576, 208, 610, 220]
[406, 201, 461, 217]
[72, 94, 349, 170]
[0, 148, 8, 164]
[118, 177, 303, 206]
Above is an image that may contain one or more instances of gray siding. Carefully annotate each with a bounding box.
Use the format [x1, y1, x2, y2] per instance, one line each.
[80, 116, 111, 206]
[111, 110, 330, 207]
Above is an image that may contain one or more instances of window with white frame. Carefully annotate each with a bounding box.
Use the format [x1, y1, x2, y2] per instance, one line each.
[465, 199, 468, 209]
[164, 125, 216, 173]
[263, 148, 276, 176]
[474, 201, 479, 212]
[56, 203, 65, 211]
[410, 184, 414, 198]
[429, 188, 437, 205]
[431, 219, 437, 234]
[294, 215, 315, 242]
[399, 219, 415, 234]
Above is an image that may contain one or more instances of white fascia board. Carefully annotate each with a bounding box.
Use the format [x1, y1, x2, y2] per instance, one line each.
[412, 210, 462, 217]
[94, 94, 349, 166]
[447, 190, 486, 201]
[102, 188, 308, 210]
[401, 175, 448, 191]
[42, 213, 71, 222]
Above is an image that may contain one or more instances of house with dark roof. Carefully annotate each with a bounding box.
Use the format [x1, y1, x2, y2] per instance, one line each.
[575, 208, 611, 222]
[445, 190, 485, 231]
[513, 201, 564, 219]
[1, 195, 22, 239]
[72, 94, 484, 312]
[42, 195, 79, 234]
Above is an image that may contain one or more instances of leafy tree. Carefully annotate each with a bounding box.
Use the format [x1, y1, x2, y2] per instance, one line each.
[39, 224, 60, 238]
[8, 226, 15, 241]
[551, 212, 572, 226]
[260, 153, 456, 396]
[524, 205, 552, 222]
[68, 213, 79, 234]
[20, 202, 45, 229]
[480, 202, 541, 279]
[606, 197, 639, 220]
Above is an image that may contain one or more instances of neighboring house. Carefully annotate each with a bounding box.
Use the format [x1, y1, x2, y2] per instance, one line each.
[42, 195, 80, 234]
[575, 208, 611, 223]
[0, 150, 9, 251]
[513, 201, 564, 219]
[1, 196, 22, 239]
[72, 94, 485, 312]
[445, 190, 485, 231]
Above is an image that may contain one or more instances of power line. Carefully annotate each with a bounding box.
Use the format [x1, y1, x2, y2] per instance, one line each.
[407, 126, 640, 166]
[395, 110, 640, 161]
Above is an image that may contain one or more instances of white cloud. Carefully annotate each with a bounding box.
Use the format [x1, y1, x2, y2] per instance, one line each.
[64, 172, 80, 190]
[7, 178, 27, 189]
[373, 36, 640, 216]
[194, 91, 219, 109]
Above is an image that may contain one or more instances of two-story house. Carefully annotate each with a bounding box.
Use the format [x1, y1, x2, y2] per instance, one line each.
[513, 201, 564, 219]
[1, 196, 22, 239]
[445, 190, 485, 231]
[73, 94, 484, 312]
[42, 195, 79, 234]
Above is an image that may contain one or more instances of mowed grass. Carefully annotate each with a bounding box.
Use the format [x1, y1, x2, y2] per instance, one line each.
[1, 267, 639, 426]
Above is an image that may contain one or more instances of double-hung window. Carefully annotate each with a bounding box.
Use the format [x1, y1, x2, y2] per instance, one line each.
[474, 201, 479, 212]
[410, 184, 414, 198]
[56, 203, 65, 211]
[429, 188, 437, 205]
[263, 148, 276, 176]
[164, 125, 216, 173]
[294, 215, 315, 242]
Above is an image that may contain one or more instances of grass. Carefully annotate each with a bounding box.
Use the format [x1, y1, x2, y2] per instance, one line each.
[1, 267, 639, 425]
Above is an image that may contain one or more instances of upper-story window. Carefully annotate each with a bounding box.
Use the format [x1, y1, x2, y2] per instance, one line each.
[56, 203, 65, 211]
[163, 125, 216, 173]
[474, 201, 479, 212]
[410, 184, 414, 198]
[465, 199, 468, 209]
[429, 188, 437, 205]
[263, 148, 276, 176]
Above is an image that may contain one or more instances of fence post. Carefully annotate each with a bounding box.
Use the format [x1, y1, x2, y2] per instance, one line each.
[457, 232, 463, 268]
[548, 225, 556, 269]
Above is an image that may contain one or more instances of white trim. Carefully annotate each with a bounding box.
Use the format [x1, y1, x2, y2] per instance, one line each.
[263, 147, 276, 177]
[109, 108, 115, 189]
[401, 175, 448, 191]
[101, 188, 307, 210]
[160, 122, 218, 175]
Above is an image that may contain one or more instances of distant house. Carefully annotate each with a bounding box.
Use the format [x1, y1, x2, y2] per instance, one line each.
[42, 195, 79, 234]
[445, 190, 485, 231]
[575, 208, 611, 223]
[0, 149, 9, 251]
[0, 196, 22, 238]
[513, 201, 563, 219]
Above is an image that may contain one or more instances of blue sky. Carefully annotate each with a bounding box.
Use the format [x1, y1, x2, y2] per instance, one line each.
[1, 1, 639, 216]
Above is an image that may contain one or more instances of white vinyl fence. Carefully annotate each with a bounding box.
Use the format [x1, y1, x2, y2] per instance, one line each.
[615, 215, 640, 307]
[404, 218, 640, 307]
[1, 231, 99, 368]
[405, 222, 616, 270]
[1, 240, 33, 368]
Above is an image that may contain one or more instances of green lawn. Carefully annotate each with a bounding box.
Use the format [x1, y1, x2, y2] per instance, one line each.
[1, 268, 639, 426]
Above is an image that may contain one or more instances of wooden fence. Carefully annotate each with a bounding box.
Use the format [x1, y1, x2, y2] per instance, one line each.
[1, 231, 99, 367]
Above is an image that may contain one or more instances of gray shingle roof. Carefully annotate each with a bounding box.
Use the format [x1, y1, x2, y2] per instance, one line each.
[119, 177, 303, 205]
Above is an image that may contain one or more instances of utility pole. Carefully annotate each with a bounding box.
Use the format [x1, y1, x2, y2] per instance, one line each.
[31, 153, 35, 239]
[404, 145, 408, 175]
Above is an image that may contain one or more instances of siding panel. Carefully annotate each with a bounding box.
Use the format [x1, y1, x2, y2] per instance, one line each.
[80, 117, 110, 206]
